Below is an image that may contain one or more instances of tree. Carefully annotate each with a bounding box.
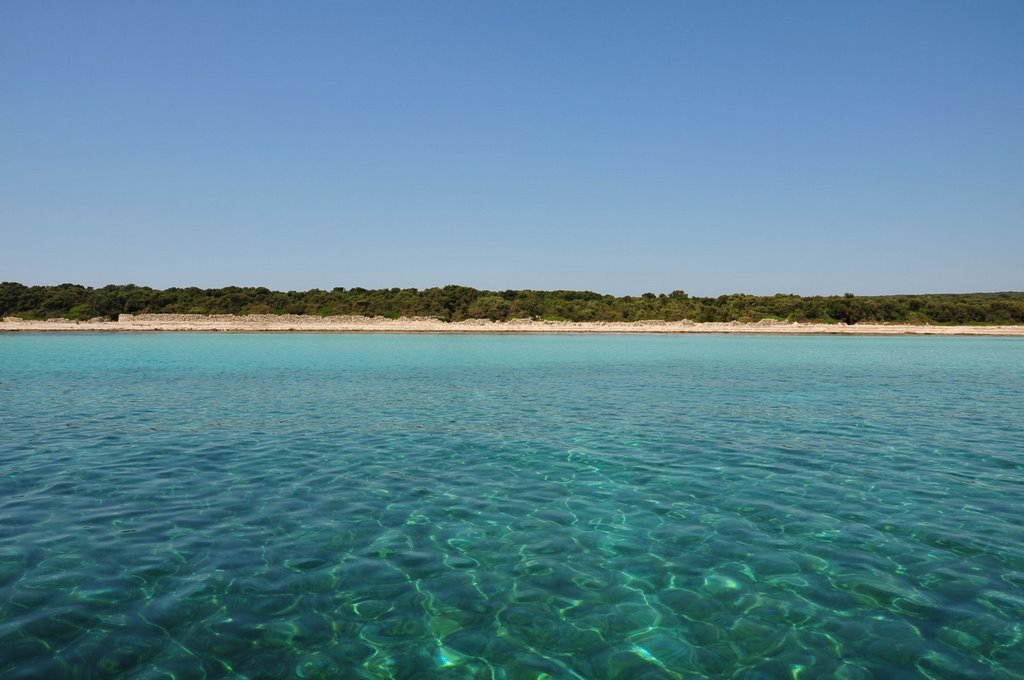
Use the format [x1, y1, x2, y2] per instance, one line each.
[468, 296, 511, 321]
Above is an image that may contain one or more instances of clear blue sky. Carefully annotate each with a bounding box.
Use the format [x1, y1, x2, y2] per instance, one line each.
[2, 1, 1022, 296]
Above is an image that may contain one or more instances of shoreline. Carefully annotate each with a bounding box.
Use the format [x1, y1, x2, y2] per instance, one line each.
[3, 314, 1024, 335]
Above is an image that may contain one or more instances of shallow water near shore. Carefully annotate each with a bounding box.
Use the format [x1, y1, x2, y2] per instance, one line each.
[1, 334, 1022, 678]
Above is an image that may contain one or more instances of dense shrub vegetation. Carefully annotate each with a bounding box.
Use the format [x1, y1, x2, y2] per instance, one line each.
[2, 282, 1023, 324]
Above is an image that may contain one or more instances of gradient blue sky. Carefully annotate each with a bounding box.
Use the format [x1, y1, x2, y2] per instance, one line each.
[2, 1, 1022, 296]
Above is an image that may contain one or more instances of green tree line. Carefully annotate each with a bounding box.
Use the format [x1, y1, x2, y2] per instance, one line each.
[2, 282, 1023, 324]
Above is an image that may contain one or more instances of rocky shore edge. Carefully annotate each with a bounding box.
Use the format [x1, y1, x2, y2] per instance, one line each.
[3, 314, 1023, 335]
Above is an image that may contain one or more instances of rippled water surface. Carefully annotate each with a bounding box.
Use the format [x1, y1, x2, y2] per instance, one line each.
[1, 334, 1022, 678]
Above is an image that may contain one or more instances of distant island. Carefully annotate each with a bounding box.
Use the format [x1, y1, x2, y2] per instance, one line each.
[2, 282, 1023, 326]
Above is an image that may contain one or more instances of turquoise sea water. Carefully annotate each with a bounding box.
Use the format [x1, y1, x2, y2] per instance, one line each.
[1, 334, 1022, 679]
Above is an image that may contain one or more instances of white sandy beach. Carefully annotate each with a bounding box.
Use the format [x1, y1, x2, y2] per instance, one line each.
[3, 314, 1023, 335]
